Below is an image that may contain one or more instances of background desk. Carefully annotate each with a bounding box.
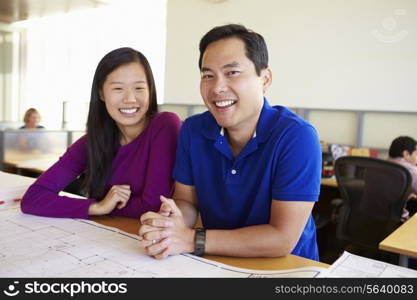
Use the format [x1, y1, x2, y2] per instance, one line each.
[3, 152, 59, 175]
[315, 176, 340, 219]
[94, 215, 329, 270]
[14, 157, 58, 173]
[314, 176, 342, 264]
[379, 213, 417, 267]
[321, 176, 338, 188]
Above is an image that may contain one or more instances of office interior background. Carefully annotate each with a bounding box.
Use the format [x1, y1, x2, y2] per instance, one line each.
[1, 0, 417, 152]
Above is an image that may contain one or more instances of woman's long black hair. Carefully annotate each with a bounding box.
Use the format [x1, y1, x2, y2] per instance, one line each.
[84, 47, 158, 200]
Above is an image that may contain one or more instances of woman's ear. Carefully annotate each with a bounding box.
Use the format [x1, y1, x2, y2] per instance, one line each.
[402, 150, 411, 159]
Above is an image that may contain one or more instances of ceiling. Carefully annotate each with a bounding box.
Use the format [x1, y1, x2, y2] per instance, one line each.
[0, 0, 113, 23]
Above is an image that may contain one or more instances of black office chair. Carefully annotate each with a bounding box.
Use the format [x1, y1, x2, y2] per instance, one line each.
[63, 173, 86, 196]
[333, 156, 411, 261]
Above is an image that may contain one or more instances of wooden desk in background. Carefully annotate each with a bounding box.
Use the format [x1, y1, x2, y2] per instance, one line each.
[2, 152, 59, 174]
[321, 176, 338, 188]
[14, 158, 58, 173]
[314, 176, 339, 220]
[379, 213, 417, 267]
[93, 215, 328, 271]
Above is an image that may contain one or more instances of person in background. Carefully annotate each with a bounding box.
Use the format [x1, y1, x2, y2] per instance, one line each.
[20, 108, 45, 129]
[138, 24, 322, 260]
[16, 108, 47, 152]
[21, 47, 182, 219]
[388, 136, 417, 219]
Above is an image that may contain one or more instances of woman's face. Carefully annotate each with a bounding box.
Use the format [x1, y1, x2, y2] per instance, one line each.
[100, 62, 150, 138]
[26, 112, 40, 128]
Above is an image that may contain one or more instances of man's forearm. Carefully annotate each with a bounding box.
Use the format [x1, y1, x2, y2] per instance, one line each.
[175, 199, 198, 228]
[205, 224, 296, 257]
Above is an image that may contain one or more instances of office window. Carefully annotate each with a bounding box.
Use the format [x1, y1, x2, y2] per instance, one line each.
[159, 104, 189, 120]
[191, 105, 208, 116]
[363, 113, 417, 149]
[309, 110, 357, 146]
[14, 0, 167, 129]
[0, 29, 20, 122]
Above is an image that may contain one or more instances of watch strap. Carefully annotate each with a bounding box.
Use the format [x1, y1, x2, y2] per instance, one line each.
[194, 227, 206, 256]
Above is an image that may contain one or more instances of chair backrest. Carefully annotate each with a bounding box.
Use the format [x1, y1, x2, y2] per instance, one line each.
[334, 156, 411, 250]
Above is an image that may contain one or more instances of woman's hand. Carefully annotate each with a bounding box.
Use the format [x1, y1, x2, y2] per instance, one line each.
[88, 185, 131, 216]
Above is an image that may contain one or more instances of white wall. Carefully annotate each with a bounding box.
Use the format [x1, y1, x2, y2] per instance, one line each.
[165, 0, 417, 112]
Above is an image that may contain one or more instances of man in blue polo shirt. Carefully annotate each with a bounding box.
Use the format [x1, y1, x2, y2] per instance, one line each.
[139, 24, 322, 261]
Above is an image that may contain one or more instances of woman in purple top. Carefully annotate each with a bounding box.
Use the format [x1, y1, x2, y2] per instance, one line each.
[21, 47, 182, 219]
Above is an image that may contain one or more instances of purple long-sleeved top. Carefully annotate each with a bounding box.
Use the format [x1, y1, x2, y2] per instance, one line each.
[21, 112, 182, 219]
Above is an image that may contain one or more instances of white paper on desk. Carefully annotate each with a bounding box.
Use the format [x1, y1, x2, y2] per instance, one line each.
[0, 206, 326, 278]
[319, 251, 417, 277]
[185, 254, 326, 278]
[0, 172, 35, 209]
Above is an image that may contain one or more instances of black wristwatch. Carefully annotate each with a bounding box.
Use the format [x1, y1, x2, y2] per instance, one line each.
[194, 228, 206, 256]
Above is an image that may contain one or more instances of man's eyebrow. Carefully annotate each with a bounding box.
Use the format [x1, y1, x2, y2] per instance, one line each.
[201, 62, 240, 72]
[222, 62, 240, 69]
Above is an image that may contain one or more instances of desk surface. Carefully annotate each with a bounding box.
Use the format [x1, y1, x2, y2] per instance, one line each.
[4, 152, 59, 169]
[379, 213, 417, 258]
[14, 158, 58, 173]
[3, 152, 59, 174]
[321, 176, 338, 187]
[93, 215, 329, 270]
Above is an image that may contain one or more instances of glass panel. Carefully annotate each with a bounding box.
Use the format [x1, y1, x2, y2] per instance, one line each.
[309, 111, 357, 146]
[363, 113, 417, 149]
[159, 104, 189, 120]
[3, 130, 68, 164]
[69, 131, 85, 145]
[190, 105, 208, 116]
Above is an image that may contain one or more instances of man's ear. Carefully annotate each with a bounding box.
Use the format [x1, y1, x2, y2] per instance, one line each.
[261, 68, 272, 93]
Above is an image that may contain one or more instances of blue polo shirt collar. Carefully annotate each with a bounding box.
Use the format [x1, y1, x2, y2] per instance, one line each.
[202, 98, 278, 160]
[202, 98, 277, 141]
[219, 127, 257, 138]
[256, 98, 280, 143]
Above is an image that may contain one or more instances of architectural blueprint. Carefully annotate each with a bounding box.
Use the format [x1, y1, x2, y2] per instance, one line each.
[0, 206, 325, 278]
[319, 251, 417, 277]
[0, 171, 35, 208]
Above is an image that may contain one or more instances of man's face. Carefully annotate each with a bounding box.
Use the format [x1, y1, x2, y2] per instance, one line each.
[200, 38, 271, 131]
[404, 146, 417, 165]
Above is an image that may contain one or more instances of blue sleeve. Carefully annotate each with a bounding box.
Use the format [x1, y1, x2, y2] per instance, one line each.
[173, 119, 194, 186]
[271, 124, 322, 202]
